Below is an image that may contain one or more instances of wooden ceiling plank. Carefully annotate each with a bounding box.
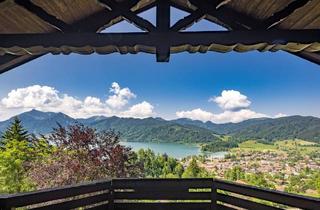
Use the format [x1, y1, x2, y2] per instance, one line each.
[190, 0, 260, 29]
[14, 0, 72, 32]
[261, 0, 311, 29]
[186, 0, 320, 65]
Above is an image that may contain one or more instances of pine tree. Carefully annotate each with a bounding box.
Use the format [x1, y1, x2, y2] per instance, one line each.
[1, 117, 29, 148]
[0, 117, 34, 193]
[182, 158, 201, 178]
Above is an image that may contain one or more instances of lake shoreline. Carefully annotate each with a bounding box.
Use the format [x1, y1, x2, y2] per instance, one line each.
[120, 141, 228, 159]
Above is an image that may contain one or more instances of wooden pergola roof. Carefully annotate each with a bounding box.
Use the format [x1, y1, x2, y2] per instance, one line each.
[0, 0, 320, 74]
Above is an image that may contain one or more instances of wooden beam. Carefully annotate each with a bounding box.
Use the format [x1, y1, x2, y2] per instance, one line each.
[260, 0, 311, 29]
[14, 0, 72, 32]
[171, 10, 205, 31]
[293, 51, 320, 65]
[73, 1, 156, 33]
[0, 1, 156, 74]
[0, 0, 75, 74]
[1, 30, 319, 53]
[170, 1, 229, 30]
[98, 0, 156, 32]
[189, 0, 259, 30]
[171, 0, 229, 32]
[156, 0, 171, 62]
[0, 54, 43, 74]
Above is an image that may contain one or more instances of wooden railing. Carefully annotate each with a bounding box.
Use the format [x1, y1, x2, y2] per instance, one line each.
[0, 179, 319, 210]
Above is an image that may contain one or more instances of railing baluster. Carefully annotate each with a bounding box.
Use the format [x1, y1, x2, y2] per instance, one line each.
[0, 198, 10, 210]
[211, 180, 218, 210]
[108, 181, 114, 210]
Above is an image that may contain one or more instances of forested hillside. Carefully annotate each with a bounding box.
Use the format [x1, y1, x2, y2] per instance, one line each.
[1, 110, 320, 143]
[0, 110, 223, 143]
[173, 116, 320, 143]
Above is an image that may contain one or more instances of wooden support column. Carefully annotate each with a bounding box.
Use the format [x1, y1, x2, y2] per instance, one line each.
[156, 0, 170, 62]
[211, 179, 218, 210]
[108, 181, 114, 210]
[0, 197, 9, 210]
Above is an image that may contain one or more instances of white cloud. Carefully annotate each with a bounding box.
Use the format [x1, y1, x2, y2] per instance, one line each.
[121, 101, 154, 118]
[176, 108, 266, 123]
[0, 83, 154, 121]
[176, 90, 271, 123]
[212, 109, 267, 123]
[1, 85, 61, 108]
[176, 108, 214, 122]
[210, 90, 251, 111]
[106, 82, 136, 109]
[274, 113, 287, 118]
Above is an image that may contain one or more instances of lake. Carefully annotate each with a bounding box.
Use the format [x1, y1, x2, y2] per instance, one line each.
[120, 141, 227, 159]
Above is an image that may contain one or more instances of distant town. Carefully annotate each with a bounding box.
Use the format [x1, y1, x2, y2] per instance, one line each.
[195, 140, 320, 197]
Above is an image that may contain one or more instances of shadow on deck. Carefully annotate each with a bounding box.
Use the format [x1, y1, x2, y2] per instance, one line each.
[0, 178, 319, 210]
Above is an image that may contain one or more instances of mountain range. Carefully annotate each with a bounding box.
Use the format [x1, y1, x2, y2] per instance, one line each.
[0, 109, 320, 143]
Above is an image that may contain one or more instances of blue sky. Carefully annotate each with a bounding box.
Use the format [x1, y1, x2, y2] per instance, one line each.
[0, 8, 319, 122]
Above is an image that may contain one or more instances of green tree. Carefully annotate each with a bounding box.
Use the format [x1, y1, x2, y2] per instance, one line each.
[246, 173, 275, 189]
[1, 117, 29, 149]
[224, 166, 245, 181]
[0, 139, 35, 193]
[161, 162, 172, 178]
[182, 158, 210, 178]
[0, 118, 53, 193]
[173, 163, 184, 178]
[0, 118, 33, 193]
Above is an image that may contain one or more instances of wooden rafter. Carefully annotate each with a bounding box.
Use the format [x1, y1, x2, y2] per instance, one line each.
[260, 0, 311, 29]
[170, 0, 228, 32]
[1, 30, 319, 52]
[75, 1, 156, 33]
[171, 10, 205, 31]
[14, 0, 72, 32]
[188, 1, 259, 29]
[98, 0, 156, 32]
[0, 0, 156, 74]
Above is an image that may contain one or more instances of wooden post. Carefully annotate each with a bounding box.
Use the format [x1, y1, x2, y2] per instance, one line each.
[212, 179, 218, 210]
[156, 0, 170, 62]
[0, 200, 11, 210]
[108, 181, 114, 210]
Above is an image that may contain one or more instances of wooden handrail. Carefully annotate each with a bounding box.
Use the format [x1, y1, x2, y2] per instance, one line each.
[214, 179, 319, 210]
[0, 180, 111, 209]
[0, 179, 318, 210]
